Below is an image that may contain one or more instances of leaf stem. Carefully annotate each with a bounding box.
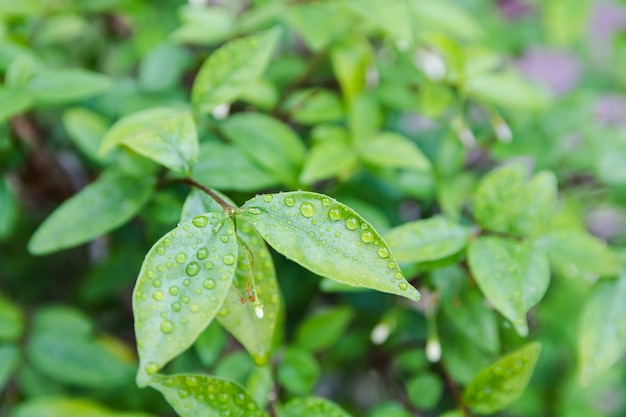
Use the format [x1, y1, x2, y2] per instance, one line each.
[179, 177, 235, 214]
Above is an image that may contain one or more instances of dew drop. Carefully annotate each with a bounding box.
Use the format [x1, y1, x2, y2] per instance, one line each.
[186, 261, 200, 276]
[394, 272, 403, 280]
[223, 254, 236, 265]
[284, 196, 295, 207]
[299, 202, 316, 218]
[377, 247, 390, 258]
[335, 231, 341, 237]
[145, 362, 159, 375]
[361, 231, 374, 243]
[190, 304, 200, 313]
[218, 393, 229, 403]
[152, 279, 162, 288]
[175, 253, 187, 263]
[163, 238, 171, 246]
[152, 290, 164, 301]
[345, 217, 358, 230]
[205, 261, 214, 270]
[322, 197, 331, 206]
[147, 270, 155, 278]
[181, 296, 190, 304]
[172, 302, 181, 312]
[192, 215, 208, 227]
[263, 194, 273, 202]
[247, 208, 262, 215]
[197, 248, 209, 260]
[183, 279, 190, 286]
[161, 320, 175, 333]
[388, 261, 397, 269]
[203, 279, 216, 289]
[156, 246, 165, 255]
[398, 282, 408, 290]
[169, 286, 179, 296]
[220, 235, 229, 243]
[329, 207, 342, 221]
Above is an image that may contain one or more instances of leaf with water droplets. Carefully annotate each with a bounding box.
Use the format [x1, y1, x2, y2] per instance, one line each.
[385, 216, 469, 264]
[240, 191, 420, 301]
[464, 342, 542, 414]
[10, 397, 158, 417]
[133, 214, 238, 386]
[279, 397, 354, 417]
[28, 169, 154, 255]
[182, 190, 282, 366]
[149, 373, 267, 417]
[578, 271, 626, 385]
[468, 237, 550, 336]
[99, 107, 198, 175]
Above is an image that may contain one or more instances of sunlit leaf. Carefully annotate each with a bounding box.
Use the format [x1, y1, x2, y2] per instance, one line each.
[279, 397, 354, 417]
[299, 140, 357, 185]
[284, 88, 344, 125]
[464, 342, 542, 414]
[0, 87, 32, 122]
[99, 107, 198, 175]
[63, 108, 111, 164]
[359, 132, 432, 172]
[240, 191, 420, 301]
[409, 0, 482, 40]
[466, 72, 549, 111]
[285, 2, 351, 51]
[149, 374, 267, 417]
[9, 397, 156, 417]
[468, 237, 550, 336]
[578, 272, 626, 385]
[27, 69, 112, 103]
[0, 296, 23, 341]
[133, 215, 238, 386]
[171, 6, 235, 46]
[192, 27, 280, 113]
[28, 169, 154, 255]
[331, 37, 372, 103]
[385, 217, 469, 264]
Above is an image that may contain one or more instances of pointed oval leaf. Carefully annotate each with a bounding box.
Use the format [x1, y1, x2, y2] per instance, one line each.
[385, 217, 469, 264]
[294, 306, 354, 353]
[513, 171, 557, 237]
[464, 342, 542, 414]
[0, 87, 32, 122]
[63, 108, 112, 164]
[578, 272, 626, 385]
[240, 192, 420, 301]
[133, 215, 238, 386]
[28, 169, 154, 255]
[468, 237, 550, 336]
[279, 397, 354, 417]
[359, 132, 432, 172]
[220, 113, 305, 187]
[277, 348, 320, 396]
[99, 107, 198, 175]
[192, 27, 280, 113]
[27, 69, 112, 103]
[9, 397, 157, 417]
[299, 140, 357, 185]
[181, 190, 282, 366]
[149, 373, 267, 417]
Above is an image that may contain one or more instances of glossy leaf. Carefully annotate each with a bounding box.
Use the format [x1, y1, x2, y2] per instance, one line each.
[99, 107, 198, 175]
[133, 215, 238, 386]
[28, 169, 154, 255]
[0, 296, 23, 341]
[191, 141, 278, 191]
[277, 348, 320, 395]
[149, 373, 267, 417]
[385, 217, 469, 264]
[10, 397, 156, 417]
[27, 69, 112, 103]
[578, 272, 626, 385]
[0, 343, 19, 390]
[468, 237, 550, 336]
[220, 113, 305, 187]
[537, 230, 621, 280]
[464, 342, 542, 414]
[359, 132, 432, 172]
[192, 27, 280, 113]
[279, 397, 354, 417]
[0, 87, 32, 122]
[240, 191, 420, 301]
[0, 177, 17, 239]
[181, 190, 282, 366]
[295, 306, 354, 352]
[63, 108, 111, 163]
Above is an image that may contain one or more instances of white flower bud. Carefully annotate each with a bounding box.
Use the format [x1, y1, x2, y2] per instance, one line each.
[211, 103, 230, 120]
[426, 338, 441, 362]
[415, 49, 446, 82]
[370, 323, 391, 345]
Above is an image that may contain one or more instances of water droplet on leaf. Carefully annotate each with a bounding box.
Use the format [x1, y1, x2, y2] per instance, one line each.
[203, 278, 216, 289]
[152, 290, 164, 301]
[175, 253, 187, 263]
[196, 248, 209, 260]
[329, 207, 342, 221]
[345, 217, 358, 230]
[192, 215, 208, 227]
[186, 261, 200, 276]
[223, 254, 235, 265]
[161, 320, 175, 333]
[299, 202, 316, 218]
[284, 196, 295, 206]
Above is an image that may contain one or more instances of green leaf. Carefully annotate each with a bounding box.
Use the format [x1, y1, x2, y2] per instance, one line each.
[133, 215, 238, 386]
[171, 6, 235, 46]
[138, 44, 191, 92]
[0, 87, 32, 122]
[194, 322, 226, 368]
[192, 27, 280, 113]
[464, 342, 542, 414]
[385, 217, 469, 264]
[191, 141, 278, 191]
[9, 397, 156, 417]
[279, 397, 354, 417]
[62, 108, 111, 164]
[344, 0, 412, 41]
[512, 171, 557, 236]
[578, 272, 626, 385]
[466, 72, 549, 111]
[0, 343, 19, 391]
[406, 372, 444, 409]
[0, 296, 23, 341]
[277, 347, 320, 396]
[220, 113, 305, 187]
[295, 306, 354, 352]
[284, 89, 344, 125]
[331, 37, 372, 103]
[149, 374, 267, 417]
[28, 169, 154, 255]
[468, 237, 550, 336]
[241, 192, 420, 301]
[181, 190, 282, 366]
[299, 139, 357, 185]
[0, 177, 18, 239]
[359, 132, 432, 172]
[409, 0, 482, 40]
[99, 107, 198, 175]
[537, 230, 621, 280]
[27, 69, 112, 103]
[285, 2, 351, 51]
[368, 402, 412, 417]
[246, 366, 274, 409]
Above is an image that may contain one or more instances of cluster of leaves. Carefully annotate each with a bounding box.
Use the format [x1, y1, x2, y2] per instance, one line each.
[2, 0, 626, 416]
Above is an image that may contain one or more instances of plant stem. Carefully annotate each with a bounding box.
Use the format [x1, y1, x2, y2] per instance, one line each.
[179, 177, 235, 213]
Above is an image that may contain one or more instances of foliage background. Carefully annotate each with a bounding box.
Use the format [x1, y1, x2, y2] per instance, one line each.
[2, 0, 626, 416]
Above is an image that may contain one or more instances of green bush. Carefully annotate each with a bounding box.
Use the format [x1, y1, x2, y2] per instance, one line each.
[2, 0, 626, 416]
